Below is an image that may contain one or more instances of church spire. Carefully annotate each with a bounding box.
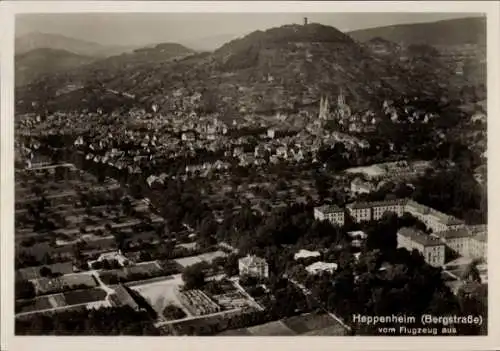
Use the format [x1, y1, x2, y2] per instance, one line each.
[338, 87, 345, 107]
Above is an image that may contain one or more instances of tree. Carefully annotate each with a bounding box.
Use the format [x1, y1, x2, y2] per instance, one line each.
[16, 280, 36, 300]
[182, 263, 206, 290]
[39, 266, 52, 278]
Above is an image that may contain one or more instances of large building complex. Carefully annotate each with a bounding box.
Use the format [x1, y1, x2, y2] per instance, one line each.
[397, 227, 446, 267]
[345, 198, 465, 233]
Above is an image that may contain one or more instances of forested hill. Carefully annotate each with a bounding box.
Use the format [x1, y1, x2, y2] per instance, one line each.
[16, 22, 471, 116]
[348, 17, 486, 46]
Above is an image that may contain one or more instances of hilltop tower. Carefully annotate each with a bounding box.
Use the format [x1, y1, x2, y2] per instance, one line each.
[304, 17, 308, 25]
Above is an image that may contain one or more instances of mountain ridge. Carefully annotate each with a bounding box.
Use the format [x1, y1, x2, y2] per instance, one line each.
[348, 17, 486, 46]
[16, 22, 473, 115]
[16, 32, 140, 58]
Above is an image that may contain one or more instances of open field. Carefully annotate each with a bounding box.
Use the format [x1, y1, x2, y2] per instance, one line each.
[218, 313, 348, 336]
[130, 274, 190, 320]
[33, 273, 98, 295]
[63, 288, 107, 306]
[247, 320, 296, 336]
[16, 262, 74, 281]
[15, 296, 54, 314]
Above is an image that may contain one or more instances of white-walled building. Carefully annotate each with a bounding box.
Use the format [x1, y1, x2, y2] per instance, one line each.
[314, 205, 345, 226]
[238, 254, 269, 279]
[397, 227, 445, 267]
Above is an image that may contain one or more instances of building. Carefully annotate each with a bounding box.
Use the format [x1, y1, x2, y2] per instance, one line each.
[306, 261, 338, 275]
[371, 199, 407, 220]
[238, 254, 269, 279]
[294, 249, 321, 260]
[397, 227, 445, 267]
[346, 202, 373, 223]
[432, 228, 472, 257]
[347, 230, 368, 240]
[351, 177, 374, 195]
[313, 205, 345, 226]
[405, 200, 465, 233]
[469, 233, 487, 261]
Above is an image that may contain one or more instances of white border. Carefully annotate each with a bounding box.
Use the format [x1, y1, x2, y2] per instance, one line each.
[1, 2, 500, 351]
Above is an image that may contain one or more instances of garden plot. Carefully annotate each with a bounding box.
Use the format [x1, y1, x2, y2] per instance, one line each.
[33, 273, 97, 295]
[130, 275, 191, 320]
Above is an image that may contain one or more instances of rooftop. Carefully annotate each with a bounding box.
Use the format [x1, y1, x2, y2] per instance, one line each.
[239, 254, 267, 266]
[434, 228, 472, 240]
[314, 205, 344, 213]
[346, 198, 407, 210]
[294, 249, 321, 260]
[398, 227, 444, 247]
[472, 232, 487, 243]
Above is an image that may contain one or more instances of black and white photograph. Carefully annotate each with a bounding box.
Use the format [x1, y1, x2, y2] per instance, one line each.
[1, 1, 499, 349]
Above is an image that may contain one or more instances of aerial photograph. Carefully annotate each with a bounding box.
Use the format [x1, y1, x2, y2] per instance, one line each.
[13, 12, 487, 336]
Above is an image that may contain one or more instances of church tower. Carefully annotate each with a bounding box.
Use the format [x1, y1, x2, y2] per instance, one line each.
[338, 87, 345, 107]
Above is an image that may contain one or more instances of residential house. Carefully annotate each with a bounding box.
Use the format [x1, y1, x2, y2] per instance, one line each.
[238, 254, 269, 279]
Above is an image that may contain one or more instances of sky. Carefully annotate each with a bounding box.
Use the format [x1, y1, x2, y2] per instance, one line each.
[16, 12, 482, 49]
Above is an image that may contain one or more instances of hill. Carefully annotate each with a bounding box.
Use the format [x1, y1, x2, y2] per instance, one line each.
[15, 48, 96, 87]
[16, 23, 468, 116]
[348, 17, 486, 46]
[350, 17, 486, 86]
[15, 32, 138, 58]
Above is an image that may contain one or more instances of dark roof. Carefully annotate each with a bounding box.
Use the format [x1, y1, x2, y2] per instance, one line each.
[398, 227, 444, 247]
[434, 228, 472, 240]
[315, 205, 344, 213]
[347, 198, 407, 210]
[113, 284, 139, 310]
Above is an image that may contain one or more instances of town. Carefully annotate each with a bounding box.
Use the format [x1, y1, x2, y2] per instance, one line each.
[12, 14, 487, 337]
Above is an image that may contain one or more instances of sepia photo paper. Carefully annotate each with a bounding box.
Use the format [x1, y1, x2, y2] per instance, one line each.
[1, 1, 500, 351]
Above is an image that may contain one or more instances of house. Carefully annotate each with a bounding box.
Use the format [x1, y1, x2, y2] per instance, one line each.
[314, 205, 345, 226]
[397, 227, 445, 267]
[238, 254, 269, 279]
[351, 177, 374, 195]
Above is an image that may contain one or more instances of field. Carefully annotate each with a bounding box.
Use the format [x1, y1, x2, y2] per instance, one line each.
[218, 313, 348, 336]
[174, 250, 227, 268]
[63, 288, 107, 306]
[16, 262, 74, 281]
[15, 296, 54, 314]
[33, 273, 98, 295]
[130, 274, 190, 320]
[246, 320, 297, 336]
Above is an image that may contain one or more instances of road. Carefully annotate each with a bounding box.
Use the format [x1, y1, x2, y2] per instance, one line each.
[230, 277, 265, 311]
[285, 275, 351, 332]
